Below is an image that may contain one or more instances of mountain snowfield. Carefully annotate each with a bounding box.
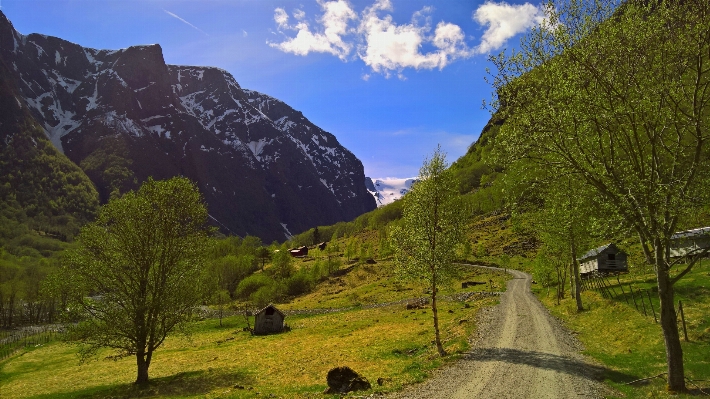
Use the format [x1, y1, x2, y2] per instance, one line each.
[365, 177, 417, 207]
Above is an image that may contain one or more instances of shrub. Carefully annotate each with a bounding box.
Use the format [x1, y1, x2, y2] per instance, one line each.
[285, 273, 314, 296]
[235, 274, 274, 299]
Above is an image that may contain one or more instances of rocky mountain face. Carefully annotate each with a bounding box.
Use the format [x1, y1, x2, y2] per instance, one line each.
[0, 12, 375, 242]
[0, 37, 99, 242]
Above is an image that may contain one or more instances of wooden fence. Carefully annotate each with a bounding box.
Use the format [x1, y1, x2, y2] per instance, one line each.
[0, 325, 64, 361]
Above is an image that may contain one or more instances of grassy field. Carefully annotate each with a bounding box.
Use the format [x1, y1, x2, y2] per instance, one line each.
[531, 258, 710, 398]
[0, 259, 510, 399]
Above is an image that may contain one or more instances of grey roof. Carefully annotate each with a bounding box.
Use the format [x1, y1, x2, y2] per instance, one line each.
[578, 243, 618, 262]
[671, 226, 710, 240]
[256, 303, 285, 317]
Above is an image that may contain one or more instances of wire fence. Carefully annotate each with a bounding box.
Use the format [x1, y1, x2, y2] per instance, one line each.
[581, 274, 690, 339]
[0, 325, 65, 361]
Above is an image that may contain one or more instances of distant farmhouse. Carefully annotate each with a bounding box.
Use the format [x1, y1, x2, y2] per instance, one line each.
[253, 304, 285, 335]
[578, 243, 628, 277]
[670, 227, 710, 258]
[289, 246, 308, 257]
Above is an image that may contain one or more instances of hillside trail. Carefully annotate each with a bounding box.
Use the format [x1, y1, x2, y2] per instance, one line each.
[389, 268, 614, 399]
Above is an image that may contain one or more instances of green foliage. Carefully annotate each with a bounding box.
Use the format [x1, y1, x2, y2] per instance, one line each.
[390, 147, 467, 356]
[235, 274, 275, 300]
[391, 148, 467, 285]
[78, 136, 136, 202]
[289, 200, 405, 246]
[285, 272, 313, 297]
[63, 177, 212, 383]
[450, 115, 505, 194]
[208, 254, 257, 298]
[270, 244, 294, 279]
[491, 0, 710, 389]
[0, 115, 99, 243]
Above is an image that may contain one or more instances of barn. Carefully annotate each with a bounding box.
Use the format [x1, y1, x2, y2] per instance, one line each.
[578, 243, 628, 277]
[289, 246, 309, 257]
[670, 227, 710, 258]
[253, 304, 285, 335]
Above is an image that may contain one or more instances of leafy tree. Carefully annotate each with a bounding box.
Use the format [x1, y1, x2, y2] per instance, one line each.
[63, 177, 212, 384]
[312, 227, 320, 245]
[270, 244, 294, 279]
[490, 0, 710, 390]
[390, 147, 466, 356]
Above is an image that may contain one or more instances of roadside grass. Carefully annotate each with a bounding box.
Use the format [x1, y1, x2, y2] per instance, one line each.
[284, 259, 509, 310]
[531, 258, 710, 398]
[0, 258, 510, 399]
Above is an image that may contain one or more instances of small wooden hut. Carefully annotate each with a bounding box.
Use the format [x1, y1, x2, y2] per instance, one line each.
[578, 243, 628, 277]
[289, 246, 308, 257]
[670, 227, 710, 258]
[253, 304, 285, 335]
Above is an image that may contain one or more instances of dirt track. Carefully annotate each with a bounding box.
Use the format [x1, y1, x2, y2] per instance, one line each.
[389, 268, 612, 399]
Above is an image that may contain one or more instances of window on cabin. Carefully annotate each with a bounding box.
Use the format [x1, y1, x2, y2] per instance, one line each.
[608, 253, 616, 260]
[266, 307, 275, 316]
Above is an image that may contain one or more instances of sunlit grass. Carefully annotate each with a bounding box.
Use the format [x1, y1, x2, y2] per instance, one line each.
[532, 259, 710, 398]
[0, 260, 509, 399]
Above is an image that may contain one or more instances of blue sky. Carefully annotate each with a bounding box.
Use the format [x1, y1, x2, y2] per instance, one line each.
[3, 0, 544, 178]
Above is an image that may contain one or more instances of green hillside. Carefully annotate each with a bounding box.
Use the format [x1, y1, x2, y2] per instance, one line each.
[0, 59, 99, 327]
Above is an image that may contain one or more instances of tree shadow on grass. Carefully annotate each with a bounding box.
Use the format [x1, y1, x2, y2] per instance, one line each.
[463, 347, 638, 384]
[26, 368, 255, 399]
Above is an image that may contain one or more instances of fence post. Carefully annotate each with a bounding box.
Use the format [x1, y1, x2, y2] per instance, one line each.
[646, 290, 657, 323]
[603, 278, 616, 299]
[618, 283, 629, 304]
[629, 284, 639, 311]
[678, 300, 689, 342]
[639, 290, 648, 316]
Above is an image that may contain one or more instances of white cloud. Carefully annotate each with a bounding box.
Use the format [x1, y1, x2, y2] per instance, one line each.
[274, 8, 289, 29]
[356, 0, 471, 76]
[472, 1, 545, 54]
[268, 0, 357, 60]
[269, 0, 474, 76]
[294, 9, 307, 20]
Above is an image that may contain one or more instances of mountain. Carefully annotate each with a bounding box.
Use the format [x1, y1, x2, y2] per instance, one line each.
[0, 37, 99, 244]
[0, 11, 376, 242]
[365, 177, 417, 207]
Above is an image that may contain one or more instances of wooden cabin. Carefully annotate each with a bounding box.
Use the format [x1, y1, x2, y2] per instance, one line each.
[289, 246, 309, 257]
[578, 243, 628, 277]
[670, 227, 710, 258]
[253, 304, 285, 335]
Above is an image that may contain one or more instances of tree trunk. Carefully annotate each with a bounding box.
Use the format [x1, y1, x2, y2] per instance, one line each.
[431, 276, 446, 357]
[569, 262, 575, 298]
[655, 246, 685, 392]
[570, 238, 583, 312]
[135, 351, 151, 384]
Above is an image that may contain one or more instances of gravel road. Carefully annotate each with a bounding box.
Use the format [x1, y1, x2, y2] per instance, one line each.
[389, 268, 614, 399]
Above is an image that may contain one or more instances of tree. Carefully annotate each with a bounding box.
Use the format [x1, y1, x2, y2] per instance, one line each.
[390, 146, 467, 356]
[490, 0, 710, 390]
[64, 177, 212, 384]
[256, 246, 271, 271]
[312, 227, 320, 246]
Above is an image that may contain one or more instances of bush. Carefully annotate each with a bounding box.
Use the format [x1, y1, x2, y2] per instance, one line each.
[285, 273, 314, 296]
[250, 282, 285, 308]
[235, 274, 274, 299]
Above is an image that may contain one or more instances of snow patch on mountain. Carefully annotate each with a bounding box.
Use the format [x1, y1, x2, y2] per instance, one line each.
[366, 177, 417, 207]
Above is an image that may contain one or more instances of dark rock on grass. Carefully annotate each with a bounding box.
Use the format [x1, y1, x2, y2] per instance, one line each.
[323, 366, 371, 394]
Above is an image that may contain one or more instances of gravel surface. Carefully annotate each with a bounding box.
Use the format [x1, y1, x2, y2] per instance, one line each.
[388, 268, 616, 399]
